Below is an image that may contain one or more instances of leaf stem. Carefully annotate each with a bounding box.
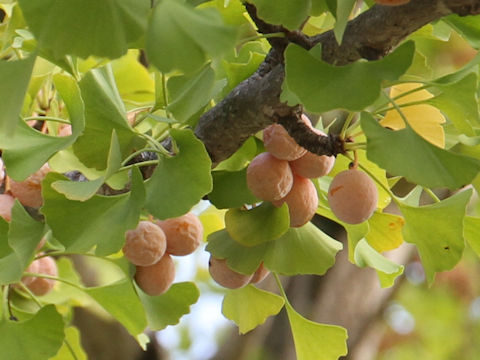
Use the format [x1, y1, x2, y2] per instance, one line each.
[119, 160, 160, 172]
[423, 187, 440, 203]
[23, 273, 85, 292]
[374, 99, 430, 115]
[162, 72, 170, 118]
[120, 148, 162, 166]
[340, 112, 357, 139]
[23, 116, 71, 124]
[273, 272, 291, 306]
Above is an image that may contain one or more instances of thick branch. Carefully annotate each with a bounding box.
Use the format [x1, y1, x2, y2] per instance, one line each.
[195, 0, 480, 164]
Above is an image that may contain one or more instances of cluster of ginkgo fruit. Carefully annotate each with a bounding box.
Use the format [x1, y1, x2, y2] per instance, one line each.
[206, 114, 380, 290]
[123, 213, 204, 296]
[207, 115, 336, 290]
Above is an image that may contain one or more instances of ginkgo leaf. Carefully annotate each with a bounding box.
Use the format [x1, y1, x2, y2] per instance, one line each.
[222, 285, 284, 334]
[380, 83, 446, 148]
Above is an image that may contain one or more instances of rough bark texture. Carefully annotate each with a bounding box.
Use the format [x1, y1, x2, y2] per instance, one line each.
[194, 0, 480, 165]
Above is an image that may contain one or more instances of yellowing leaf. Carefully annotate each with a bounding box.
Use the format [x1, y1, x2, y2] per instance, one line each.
[366, 212, 404, 253]
[199, 206, 226, 242]
[381, 83, 445, 148]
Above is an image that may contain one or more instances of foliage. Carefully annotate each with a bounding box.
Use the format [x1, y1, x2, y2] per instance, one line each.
[0, 0, 480, 359]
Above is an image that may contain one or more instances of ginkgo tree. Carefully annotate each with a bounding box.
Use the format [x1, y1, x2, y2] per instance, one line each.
[1, 0, 480, 359]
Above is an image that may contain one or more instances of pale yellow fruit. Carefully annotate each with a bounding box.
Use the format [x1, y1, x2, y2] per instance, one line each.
[289, 129, 335, 178]
[123, 221, 167, 266]
[208, 256, 252, 289]
[135, 254, 175, 296]
[249, 263, 270, 284]
[9, 163, 51, 208]
[263, 124, 307, 161]
[273, 175, 318, 227]
[328, 169, 378, 224]
[24, 256, 58, 296]
[0, 194, 15, 222]
[247, 152, 293, 202]
[156, 213, 203, 256]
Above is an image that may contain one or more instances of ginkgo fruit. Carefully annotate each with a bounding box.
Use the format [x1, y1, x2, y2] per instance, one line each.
[289, 129, 335, 178]
[123, 221, 167, 266]
[0, 158, 4, 187]
[250, 263, 270, 284]
[273, 175, 319, 227]
[208, 256, 253, 289]
[263, 123, 307, 161]
[9, 163, 51, 208]
[135, 254, 175, 296]
[328, 169, 378, 224]
[0, 194, 15, 222]
[155, 212, 203, 256]
[23, 256, 58, 296]
[247, 152, 293, 201]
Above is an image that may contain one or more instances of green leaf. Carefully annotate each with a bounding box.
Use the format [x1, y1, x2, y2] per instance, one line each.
[249, 0, 310, 30]
[85, 279, 147, 337]
[51, 177, 105, 202]
[167, 65, 219, 123]
[285, 302, 348, 360]
[362, 112, 480, 190]
[206, 229, 269, 275]
[214, 137, 257, 171]
[51, 130, 123, 201]
[222, 285, 284, 334]
[317, 203, 369, 262]
[0, 201, 44, 285]
[41, 168, 145, 256]
[0, 305, 64, 360]
[145, 129, 212, 219]
[428, 73, 479, 136]
[444, 14, 480, 49]
[18, 0, 150, 59]
[225, 202, 290, 246]
[146, 0, 237, 73]
[283, 41, 414, 113]
[333, 0, 356, 44]
[209, 168, 259, 209]
[354, 239, 404, 288]
[399, 189, 472, 284]
[74, 65, 140, 170]
[0, 73, 84, 181]
[464, 216, 480, 258]
[0, 55, 36, 135]
[264, 222, 342, 276]
[50, 326, 87, 360]
[137, 282, 200, 331]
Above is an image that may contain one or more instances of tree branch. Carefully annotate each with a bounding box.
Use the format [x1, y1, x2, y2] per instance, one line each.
[194, 0, 480, 164]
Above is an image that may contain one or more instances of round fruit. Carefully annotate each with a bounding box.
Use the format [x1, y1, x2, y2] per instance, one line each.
[208, 256, 252, 289]
[123, 221, 167, 266]
[289, 129, 335, 178]
[0, 158, 4, 187]
[327, 169, 378, 224]
[135, 254, 175, 296]
[263, 123, 307, 161]
[9, 163, 51, 208]
[24, 256, 58, 296]
[374, 0, 410, 5]
[247, 152, 294, 202]
[250, 263, 270, 284]
[0, 194, 15, 222]
[273, 175, 318, 227]
[155, 213, 203, 256]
